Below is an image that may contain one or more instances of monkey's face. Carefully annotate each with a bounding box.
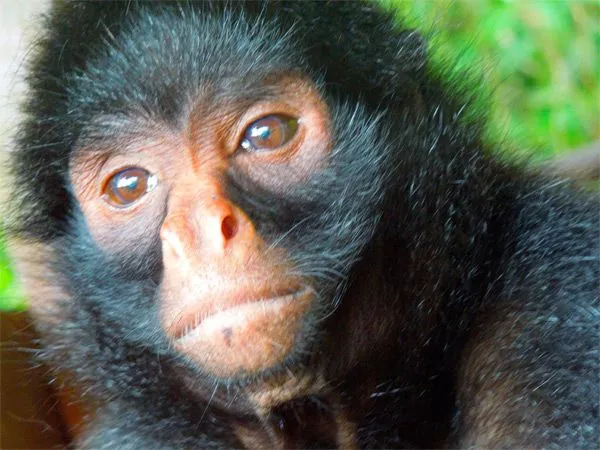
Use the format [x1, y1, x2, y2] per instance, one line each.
[70, 76, 330, 378]
[59, 9, 386, 382]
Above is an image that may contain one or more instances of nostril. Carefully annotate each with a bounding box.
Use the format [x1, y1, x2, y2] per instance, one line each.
[221, 215, 238, 240]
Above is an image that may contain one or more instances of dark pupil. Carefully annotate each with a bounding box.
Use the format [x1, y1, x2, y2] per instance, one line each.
[249, 116, 284, 148]
[116, 174, 139, 192]
[242, 115, 297, 151]
[252, 125, 272, 141]
[108, 168, 148, 205]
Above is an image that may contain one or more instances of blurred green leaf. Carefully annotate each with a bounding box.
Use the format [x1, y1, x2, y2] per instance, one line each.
[0, 238, 26, 311]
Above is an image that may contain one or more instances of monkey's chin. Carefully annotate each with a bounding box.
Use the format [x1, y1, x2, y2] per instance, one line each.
[174, 289, 313, 379]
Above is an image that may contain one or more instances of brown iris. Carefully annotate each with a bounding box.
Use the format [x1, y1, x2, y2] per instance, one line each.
[240, 115, 298, 152]
[103, 167, 157, 207]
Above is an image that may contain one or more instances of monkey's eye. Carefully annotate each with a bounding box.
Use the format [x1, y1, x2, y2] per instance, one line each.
[103, 167, 158, 207]
[240, 115, 298, 152]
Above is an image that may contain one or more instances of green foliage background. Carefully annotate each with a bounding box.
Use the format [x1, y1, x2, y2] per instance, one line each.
[384, 0, 599, 160]
[0, 1, 598, 311]
[0, 243, 20, 311]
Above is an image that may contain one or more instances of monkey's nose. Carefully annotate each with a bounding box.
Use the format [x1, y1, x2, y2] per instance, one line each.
[193, 196, 249, 255]
[160, 190, 261, 265]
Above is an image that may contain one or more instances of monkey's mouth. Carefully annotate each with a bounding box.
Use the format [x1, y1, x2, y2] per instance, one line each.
[169, 285, 305, 339]
[172, 288, 313, 378]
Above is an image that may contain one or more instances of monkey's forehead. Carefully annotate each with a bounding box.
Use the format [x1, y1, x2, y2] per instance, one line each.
[49, 2, 424, 126]
[66, 7, 305, 130]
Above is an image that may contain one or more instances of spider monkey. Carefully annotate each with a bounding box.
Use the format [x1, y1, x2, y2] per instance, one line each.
[7, 1, 598, 448]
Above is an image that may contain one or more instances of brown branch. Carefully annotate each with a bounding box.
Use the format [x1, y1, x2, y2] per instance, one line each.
[546, 142, 600, 182]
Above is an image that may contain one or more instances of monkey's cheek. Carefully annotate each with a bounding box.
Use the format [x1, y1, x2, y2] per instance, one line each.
[174, 291, 313, 378]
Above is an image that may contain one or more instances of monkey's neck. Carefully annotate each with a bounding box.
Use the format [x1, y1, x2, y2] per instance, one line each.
[237, 390, 359, 449]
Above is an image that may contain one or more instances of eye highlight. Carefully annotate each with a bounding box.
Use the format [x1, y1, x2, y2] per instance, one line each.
[240, 115, 299, 152]
[103, 167, 158, 207]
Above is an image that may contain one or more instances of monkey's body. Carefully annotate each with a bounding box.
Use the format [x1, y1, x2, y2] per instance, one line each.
[9, 1, 599, 448]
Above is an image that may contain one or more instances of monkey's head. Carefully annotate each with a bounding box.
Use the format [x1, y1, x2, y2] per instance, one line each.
[10, 1, 429, 391]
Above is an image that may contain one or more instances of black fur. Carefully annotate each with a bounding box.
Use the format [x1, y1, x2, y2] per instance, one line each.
[8, 1, 599, 448]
